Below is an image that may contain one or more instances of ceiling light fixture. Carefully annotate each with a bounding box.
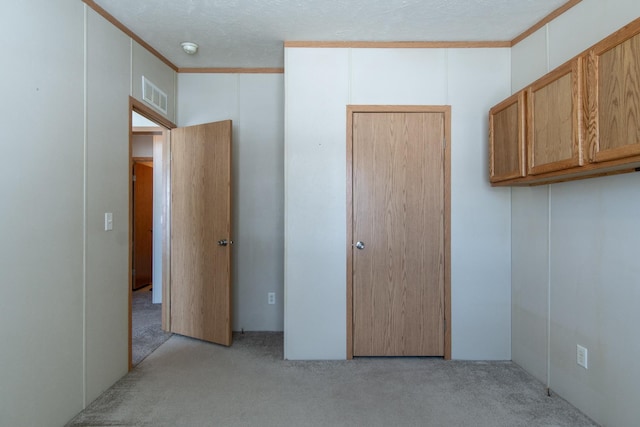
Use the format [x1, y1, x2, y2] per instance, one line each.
[181, 42, 199, 55]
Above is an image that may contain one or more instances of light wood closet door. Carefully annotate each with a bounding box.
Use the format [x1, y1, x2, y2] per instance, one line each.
[352, 112, 445, 356]
[170, 120, 233, 346]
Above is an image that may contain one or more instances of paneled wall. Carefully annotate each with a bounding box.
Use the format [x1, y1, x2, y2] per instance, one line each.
[0, 2, 85, 425]
[511, 1, 640, 425]
[178, 73, 285, 332]
[132, 42, 177, 123]
[85, 6, 131, 404]
[0, 2, 178, 424]
[284, 47, 513, 360]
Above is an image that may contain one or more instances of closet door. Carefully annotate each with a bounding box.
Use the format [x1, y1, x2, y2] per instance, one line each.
[351, 110, 447, 357]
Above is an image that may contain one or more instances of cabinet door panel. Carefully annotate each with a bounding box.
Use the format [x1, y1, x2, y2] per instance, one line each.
[489, 92, 526, 183]
[587, 30, 640, 163]
[527, 59, 583, 175]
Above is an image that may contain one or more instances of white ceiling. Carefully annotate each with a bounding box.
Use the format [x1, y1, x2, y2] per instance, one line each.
[93, 0, 570, 69]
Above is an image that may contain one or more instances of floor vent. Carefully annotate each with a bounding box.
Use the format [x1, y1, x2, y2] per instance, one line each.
[142, 76, 168, 114]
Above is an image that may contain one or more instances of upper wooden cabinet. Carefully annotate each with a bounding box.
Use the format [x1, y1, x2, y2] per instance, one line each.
[585, 24, 640, 163]
[527, 59, 584, 175]
[489, 91, 526, 183]
[489, 17, 640, 186]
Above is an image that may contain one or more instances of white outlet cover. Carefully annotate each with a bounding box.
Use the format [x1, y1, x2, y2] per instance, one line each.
[577, 344, 588, 369]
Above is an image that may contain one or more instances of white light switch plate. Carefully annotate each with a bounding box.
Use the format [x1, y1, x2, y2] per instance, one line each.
[104, 212, 113, 231]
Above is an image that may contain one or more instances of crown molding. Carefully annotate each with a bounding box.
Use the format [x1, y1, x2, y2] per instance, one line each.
[82, 0, 178, 71]
[178, 68, 284, 74]
[511, 0, 582, 46]
[284, 40, 510, 48]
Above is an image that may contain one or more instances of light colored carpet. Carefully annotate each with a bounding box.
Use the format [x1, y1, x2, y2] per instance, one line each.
[67, 332, 598, 427]
[132, 288, 172, 366]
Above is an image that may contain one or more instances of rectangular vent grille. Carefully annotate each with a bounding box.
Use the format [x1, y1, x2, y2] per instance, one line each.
[142, 76, 168, 114]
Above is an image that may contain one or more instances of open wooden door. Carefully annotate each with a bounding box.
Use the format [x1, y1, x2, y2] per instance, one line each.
[132, 162, 153, 290]
[169, 120, 233, 346]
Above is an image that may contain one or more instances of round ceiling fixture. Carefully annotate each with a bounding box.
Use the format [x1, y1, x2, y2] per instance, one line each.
[181, 42, 199, 55]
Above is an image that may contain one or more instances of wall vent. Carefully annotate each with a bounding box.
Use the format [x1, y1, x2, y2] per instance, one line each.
[142, 76, 168, 114]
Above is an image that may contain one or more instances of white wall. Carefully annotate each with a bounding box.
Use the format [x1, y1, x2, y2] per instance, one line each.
[284, 49, 350, 359]
[85, 5, 176, 404]
[511, 186, 549, 384]
[0, 2, 178, 424]
[511, 1, 640, 425]
[284, 47, 512, 360]
[152, 135, 164, 304]
[85, 6, 131, 404]
[132, 42, 177, 124]
[0, 1, 85, 425]
[178, 73, 285, 332]
[132, 134, 153, 157]
[132, 111, 161, 127]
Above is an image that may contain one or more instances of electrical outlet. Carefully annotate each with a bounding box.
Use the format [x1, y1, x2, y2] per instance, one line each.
[577, 344, 588, 369]
[268, 292, 276, 305]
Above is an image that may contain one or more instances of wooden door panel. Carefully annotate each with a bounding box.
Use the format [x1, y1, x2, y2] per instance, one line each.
[489, 91, 526, 182]
[587, 30, 640, 162]
[133, 162, 153, 290]
[527, 59, 584, 175]
[170, 120, 232, 346]
[352, 111, 445, 357]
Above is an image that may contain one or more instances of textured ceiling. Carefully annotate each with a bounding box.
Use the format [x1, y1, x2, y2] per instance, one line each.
[93, 0, 569, 69]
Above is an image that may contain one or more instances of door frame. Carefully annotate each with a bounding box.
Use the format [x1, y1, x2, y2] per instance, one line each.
[346, 105, 452, 360]
[128, 97, 176, 370]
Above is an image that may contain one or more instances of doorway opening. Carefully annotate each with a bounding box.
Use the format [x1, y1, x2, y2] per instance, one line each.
[128, 97, 175, 369]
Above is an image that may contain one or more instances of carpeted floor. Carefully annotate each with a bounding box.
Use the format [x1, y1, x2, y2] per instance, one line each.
[67, 332, 598, 427]
[132, 287, 172, 366]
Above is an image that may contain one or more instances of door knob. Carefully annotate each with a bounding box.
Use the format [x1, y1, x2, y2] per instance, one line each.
[218, 239, 228, 246]
[355, 241, 365, 250]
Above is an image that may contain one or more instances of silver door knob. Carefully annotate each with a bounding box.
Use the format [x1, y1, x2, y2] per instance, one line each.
[218, 239, 228, 246]
[355, 241, 365, 250]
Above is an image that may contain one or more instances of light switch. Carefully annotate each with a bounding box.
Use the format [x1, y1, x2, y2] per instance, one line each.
[104, 212, 113, 231]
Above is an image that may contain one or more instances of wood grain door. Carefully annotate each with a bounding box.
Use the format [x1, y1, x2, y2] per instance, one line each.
[170, 120, 233, 346]
[133, 162, 153, 290]
[527, 59, 584, 175]
[351, 109, 448, 357]
[489, 91, 526, 183]
[586, 29, 640, 163]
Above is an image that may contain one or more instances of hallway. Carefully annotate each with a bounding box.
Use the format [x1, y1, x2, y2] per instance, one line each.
[132, 287, 172, 366]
